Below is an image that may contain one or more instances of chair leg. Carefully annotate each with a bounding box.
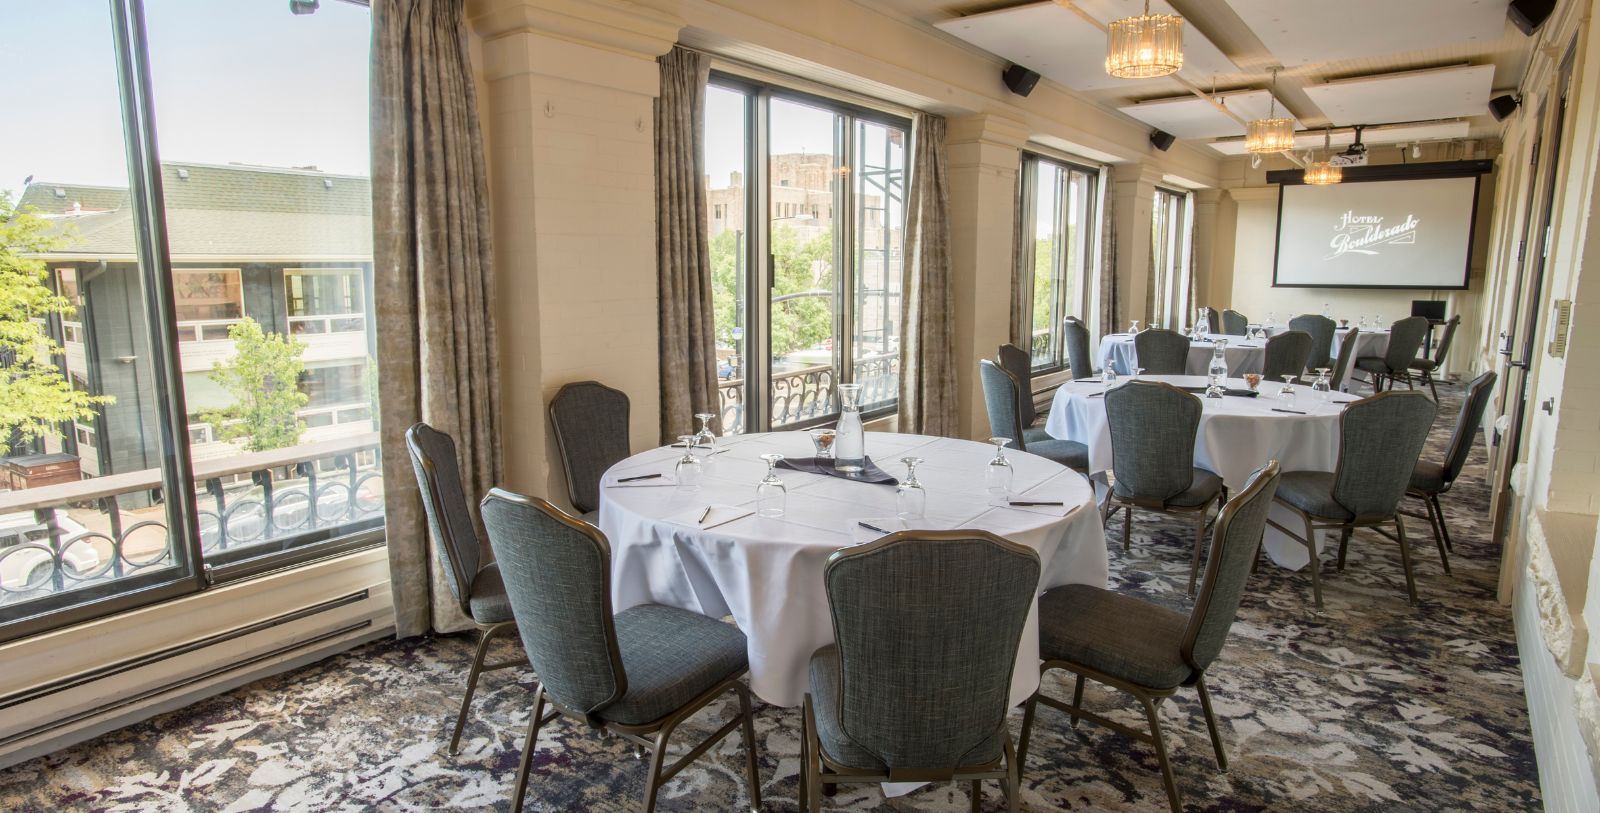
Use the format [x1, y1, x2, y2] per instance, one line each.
[970, 779, 982, 813]
[1434, 494, 1454, 552]
[1016, 691, 1039, 769]
[1336, 527, 1352, 571]
[1395, 515, 1418, 604]
[1137, 694, 1183, 813]
[1005, 734, 1021, 813]
[641, 725, 673, 813]
[1427, 372, 1439, 402]
[1070, 673, 1086, 728]
[1194, 674, 1227, 771]
[449, 624, 500, 755]
[1123, 504, 1133, 551]
[1188, 508, 1207, 596]
[1423, 495, 1451, 576]
[802, 696, 822, 813]
[1302, 514, 1323, 610]
[510, 686, 548, 813]
[735, 683, 762, 812]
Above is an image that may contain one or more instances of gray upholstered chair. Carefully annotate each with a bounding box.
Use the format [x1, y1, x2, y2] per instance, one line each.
[548, 381, 631, 521]
[480, 489, 761, 813]
[1261, 330, 1314, 384]
[980, 359, 1088, 472]
[1017, 461, 1281, 813]
[802, 531, 1039, 811]
[1288, 314, 1337, 370]
[995, 343, 1046, 445]
[1406, 371, 1496, 568]
[1267, 391, 1438, 608]
[1221, 309, 1248, 336]
[1064, 317, 1095, 380]
[1200, 307, 1221, 334]
[1132, 328, 1190, 375]
[1407, 314, 1461, 400]
[405, 423, 526, 756]
[1104, 381, 1225, 595]
[1354, 316, 1429, 392]
[1328, 327, 1360, 391]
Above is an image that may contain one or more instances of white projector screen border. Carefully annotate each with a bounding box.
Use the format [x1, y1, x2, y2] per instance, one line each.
[1271, 173, 1482, 290]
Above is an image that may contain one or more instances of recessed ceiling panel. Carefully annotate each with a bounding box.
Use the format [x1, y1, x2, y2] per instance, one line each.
[935, 1, 1237, 93]
[1304, 64, 1494, 126]
[1119, 89, 1294, 139]
[1225, 0, 1509, 65]
[1207, 120, 1472, 155]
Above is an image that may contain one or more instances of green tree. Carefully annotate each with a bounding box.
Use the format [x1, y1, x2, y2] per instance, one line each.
[708, 225, 837, 362]
[0, 193, 113, 443]
[201, 317, 308, 452]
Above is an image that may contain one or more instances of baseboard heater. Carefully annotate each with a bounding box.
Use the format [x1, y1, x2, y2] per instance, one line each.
[0, 590, 372, 748]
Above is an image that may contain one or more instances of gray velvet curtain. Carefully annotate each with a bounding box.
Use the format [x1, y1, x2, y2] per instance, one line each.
[655, 46, 720, 443]
[898, 113, 958, 436]
[1095, 166, 1118, 339]
[1008, 159, 1031, 349]
[371, 0, 501, 638]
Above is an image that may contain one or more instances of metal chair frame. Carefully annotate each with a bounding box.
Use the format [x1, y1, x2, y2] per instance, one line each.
[1266, 508, 1423, 609]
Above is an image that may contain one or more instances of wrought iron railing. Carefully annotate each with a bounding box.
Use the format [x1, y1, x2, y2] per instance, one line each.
[718, 353, 898, 434]
[0, 432, 384, 608]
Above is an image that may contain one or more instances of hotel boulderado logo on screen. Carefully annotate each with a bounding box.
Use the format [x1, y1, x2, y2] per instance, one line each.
[1325, 209, 1419, 260]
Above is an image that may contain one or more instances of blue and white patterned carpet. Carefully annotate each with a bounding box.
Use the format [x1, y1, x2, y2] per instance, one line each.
[0, 382, 1541, 811]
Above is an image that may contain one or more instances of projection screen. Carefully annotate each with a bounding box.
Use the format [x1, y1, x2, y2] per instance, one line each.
[1273, 175, 1479, 289]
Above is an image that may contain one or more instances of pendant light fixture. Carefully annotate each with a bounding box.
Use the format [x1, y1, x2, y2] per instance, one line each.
[1304, 127, 1343, 185]
[1245, 68, 1295, 154]
[1105, 0, 1184, 79]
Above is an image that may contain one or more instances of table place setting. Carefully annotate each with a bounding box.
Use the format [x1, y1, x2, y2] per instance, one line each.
[604, 471, 678, 487]
[667, 503, 754, 530]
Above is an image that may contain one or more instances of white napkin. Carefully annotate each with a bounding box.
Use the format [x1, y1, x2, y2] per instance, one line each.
[605, 473, 677, 488]
[669, 503, 752, 530]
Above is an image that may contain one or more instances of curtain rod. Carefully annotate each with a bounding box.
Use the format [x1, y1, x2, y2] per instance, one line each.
[671, 42, 920, 120]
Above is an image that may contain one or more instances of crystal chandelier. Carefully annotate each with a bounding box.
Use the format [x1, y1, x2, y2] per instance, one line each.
[1246, 69, 1295, 154]
[1304, 128, 1343, 185]
[1105, 0, 1184, 79]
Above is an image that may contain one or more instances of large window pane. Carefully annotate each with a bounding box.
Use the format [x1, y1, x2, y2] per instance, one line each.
[144, 0, 381, 563]
[852, 120, 904, 411]
[0, 5, 195, 619]
[1030, 161, 1065, 366]
[706, 85, 750, 434]
[1018, 155, 1099, 372]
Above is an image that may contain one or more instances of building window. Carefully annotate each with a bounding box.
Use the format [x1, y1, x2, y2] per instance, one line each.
[286, 268, 368, 334]
[174, 269, 244, 341]
[1016, 154, 1099, 371]
[300, 362, 370, 408]
[1151, 188, 1193, 331]
[705, 77, 907, 434]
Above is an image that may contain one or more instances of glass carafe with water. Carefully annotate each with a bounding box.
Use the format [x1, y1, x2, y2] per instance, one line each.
[833, 383, 865, 474]
[1206, 339, 1228, 398]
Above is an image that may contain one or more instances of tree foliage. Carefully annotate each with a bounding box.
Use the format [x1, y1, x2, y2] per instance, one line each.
[0, 193, 113, 444]
[201, 317, 308, 452]
[709, 224, 835, 364]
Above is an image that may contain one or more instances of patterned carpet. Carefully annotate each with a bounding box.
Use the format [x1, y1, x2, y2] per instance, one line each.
[0, 382, 1541, 812]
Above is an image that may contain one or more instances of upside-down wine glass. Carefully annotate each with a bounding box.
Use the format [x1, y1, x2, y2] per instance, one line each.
[1312, 368, 1332, 401]
[896, 457, 926, 520]
[675, 435, 703, 489]
[1278, 375, 1297, 406]
[692, 413, 717, 458]
[757, 453, 786, 518]
[985, 438, 1014, 507]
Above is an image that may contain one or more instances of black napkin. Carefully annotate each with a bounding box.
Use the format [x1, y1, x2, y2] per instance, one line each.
[1177, 385, 1260, 398]
[777, 456, 899, 485]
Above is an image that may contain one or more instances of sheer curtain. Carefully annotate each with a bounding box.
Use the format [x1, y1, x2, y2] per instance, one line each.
[898, 113, 957, 436]
[371, 0, 501, 637]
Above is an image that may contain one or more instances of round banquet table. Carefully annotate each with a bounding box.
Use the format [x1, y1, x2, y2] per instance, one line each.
[1264, 324, 1390, 365]
[1097, 332, 1266, 377]
[597, 431, 1108, 708]
[1045, 375, 1358, 569]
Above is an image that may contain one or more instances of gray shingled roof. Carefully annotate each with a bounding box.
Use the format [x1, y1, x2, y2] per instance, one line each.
[19, 162, 371, 259]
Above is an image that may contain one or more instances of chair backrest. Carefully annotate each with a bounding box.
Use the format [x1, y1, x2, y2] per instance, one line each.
[1221, 309, 1249, 336]
[1133, 328, 1191, 375]
[1288, 314, 1336, 370]
[405, 423, 481, 617]
[1182, 461, 1281, 673]
[1431, 314, 1462, 365]
[1329, 327, 1360, 390]
[1202, 307, 1221, 334]
[1106, 381, 1202, 506]
[1440, 370, 1497, 486]
[824, 532, 1040, 771]
[1261, 330, 1314, 383]
[995, 343, 1037, 425]
[548, 381, 632, 514]
[978, 359, 1027, 451]
[1383, 316, 1430, 371]
[1332, 391, 1437, 521]
[1064, 317, 1094, 380]
[480, 489, 626, 723]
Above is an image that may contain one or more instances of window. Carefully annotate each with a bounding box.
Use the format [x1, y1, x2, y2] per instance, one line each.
[1151, 188, 1193, 330]
[706, 77, 908, 434]
[0, 0, 380, 639]
[1016, 154, 1099, 371]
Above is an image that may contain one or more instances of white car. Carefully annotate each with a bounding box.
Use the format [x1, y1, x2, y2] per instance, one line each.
[0, 512, 98, 595]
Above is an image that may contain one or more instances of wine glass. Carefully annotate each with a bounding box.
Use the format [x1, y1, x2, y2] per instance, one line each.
[985, 438, 1014, 506]
[1374, 314, 1384, 330]
[1132, 366, 1145, 380]
[1266, 311, 1277, 327]
[896, 457, 926, 520]
[1358, 315, 1368, 329]
[1101, 364, 1118, 385]
[757, 453, 786, 518]
[674, 435, 703, 489]
[1322, 302, 1332, 318]
[1311, 368, 1332, 401]
[1278, 375, 1297, 406]
[1128, 319, 1140, 334]
[692, 413, 717, 458]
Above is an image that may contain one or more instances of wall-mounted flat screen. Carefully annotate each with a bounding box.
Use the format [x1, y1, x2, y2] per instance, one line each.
[1274, 176, 1478, 289]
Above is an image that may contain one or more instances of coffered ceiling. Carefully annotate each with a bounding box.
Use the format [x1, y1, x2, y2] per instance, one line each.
[887, 0, 1534, 155]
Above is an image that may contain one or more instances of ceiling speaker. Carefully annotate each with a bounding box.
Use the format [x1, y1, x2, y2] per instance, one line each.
[1149, 129, 1176, 152]
[1508, 0, 1556, 35]
[1002, 64, 1040, 97]
[1489, 94, 1520, 121]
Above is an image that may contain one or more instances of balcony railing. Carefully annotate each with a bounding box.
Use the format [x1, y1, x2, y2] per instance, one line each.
[176, 318, 243, 343]
[718, 353, 898, 434]
[0, 432, 384, 609]
[289, 313, 367, 335]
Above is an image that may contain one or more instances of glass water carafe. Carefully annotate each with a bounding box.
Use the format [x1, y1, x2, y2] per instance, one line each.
[833, 383, 865, 474]
[1206, 340, 1228, 398]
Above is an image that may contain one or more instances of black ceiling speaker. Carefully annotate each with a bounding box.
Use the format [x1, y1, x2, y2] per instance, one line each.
[1149, 129, 1176, 151]
[1490, 94, 1521, 121]
[1002, 64, 1040, 97]
[1508, 0, 1556, 35]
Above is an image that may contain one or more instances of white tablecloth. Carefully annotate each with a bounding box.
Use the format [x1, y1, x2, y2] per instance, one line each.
[598, 431, 1108, 707]
[1097, 333, 1266, 376]
[1045, 375, 1353, 569]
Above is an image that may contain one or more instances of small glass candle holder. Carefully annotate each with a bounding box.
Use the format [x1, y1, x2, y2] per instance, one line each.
[807, 428, 837, 459]
[1244, 373, 1262, 391]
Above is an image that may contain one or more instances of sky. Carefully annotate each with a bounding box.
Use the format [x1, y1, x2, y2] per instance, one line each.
[0, 0, 371, 199]
[704, 84, 844, 190]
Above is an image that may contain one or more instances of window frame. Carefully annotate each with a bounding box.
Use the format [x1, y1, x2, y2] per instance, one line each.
[1150, 186, 1194, 330]
[1016, 151, 1102, 373]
